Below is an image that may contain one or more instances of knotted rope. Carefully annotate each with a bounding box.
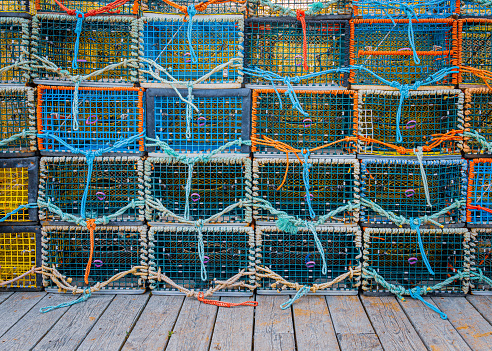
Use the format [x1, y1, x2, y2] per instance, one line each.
[84, 219, 97, 285]
[296, 10, 309, 71]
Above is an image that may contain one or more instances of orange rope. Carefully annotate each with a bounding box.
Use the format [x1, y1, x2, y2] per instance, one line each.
[358, 50, 453, 57]
[460, 66, 492, 90]
[479, 253, 490, 266]
[296, 10, 309, 71]
[54, 0, 131, 16]
[197, 293, 258, 307]
[84, 219, 97, 285]
[467, 204, 492, 214]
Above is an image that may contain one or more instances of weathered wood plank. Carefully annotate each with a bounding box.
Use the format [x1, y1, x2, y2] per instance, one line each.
[254, 295, 295, 351]
[326, 295, 383, 351]
[398, 296, 472, 351]
[292, 295, 340, 351]
[210, 297, 255, 351]
[121, 295, 184, 351]
[32, 295, 115, 351]
[0, 293, 76, 350]
[433, 296, 492, 351]
[466, 295, 492, 326]
[77, 294, 149, 351]
[0, 292, 46, 337]
[165, 297, 219, 351]
[361, 296, 427, 351]
[0, 292, 13, 304]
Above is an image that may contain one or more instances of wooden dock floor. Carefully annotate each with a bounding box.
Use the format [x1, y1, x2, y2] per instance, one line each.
[1, 292, 492, 350]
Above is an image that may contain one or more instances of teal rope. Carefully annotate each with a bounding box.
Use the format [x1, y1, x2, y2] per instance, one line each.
[409, 286, 447, 319]
[195, 220, 207, 281]
[186, 5, 198, 64]
[414, 146, 432, 207]
[185, 83, 195, 139]
[302, 150, 316, 219]
[409, 217, 435, 275]
[184, 163, 194, 220]
[0, 130, 36, 147]
[307, 223, 327, 275]
[72, 11, 85, 70]
[71, 80, 81, 131]
[40, 289, 91, 313]
[80, 153, 96, 219]
[464, 130, 492, 153]
[0, 203, 38, 223]
[395, 85, 408, 143]
[280, 285, 310, 309]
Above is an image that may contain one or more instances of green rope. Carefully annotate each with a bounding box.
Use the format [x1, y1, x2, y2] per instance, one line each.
[413, 146, 432, 208]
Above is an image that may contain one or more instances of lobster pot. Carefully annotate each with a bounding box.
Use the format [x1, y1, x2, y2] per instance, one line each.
[147, 88, 251, 155]
[148, 226, 255, 295]
[460, 1, 492, 17]
[253, 158, 359, 223]
[143, 0, 243, 15]
[0, 0, 32, 17]
[145, 157, 251, 224]
[38, 156, 144, 224]
[362, 228, 470, 294]
[0, 226, 41, 290]
[360, 158, 467, 226]
[470, 228, 492, 293]
[37, 86, 145, 155]
[353, 0, 457, 19]
[0, 157, 38, 225]
[462, 88, 492, 157]
[139, 15, 244, 88]
[0, 87, 36, 157]
[252, 89, 357, 156]
[459, 19, 492, 86]
[358, 90, 464, 156]
[245, 18, 349, 87]
[31, 14, 139, 85]
[36, 0, 140, 15]
[256, 226, 360, 294]
[42, 226, 147, 292]
[247, 0, 351, 17]
[467, 159, 492, 226]
[0, 17, 30, 85]
[350, 19, 457, 86]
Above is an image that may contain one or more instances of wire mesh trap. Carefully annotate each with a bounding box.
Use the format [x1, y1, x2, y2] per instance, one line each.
[0, 157, 38, 225]
[470, 228, 492, 293]
[466, 158, 492, 226]
[38, 156, 144, 223]
[146, 88, 251, 155]
[0, 17, 30, 85]
[0, 226, 41, 290]
[353, 0, 457, 19]
[244, 18, 349, 86]
[143, 0, 245, 15]
[42, 226, 147, 291]
[144, 156, 252, 224]
[460, 0, 492, 17]
[251, 89, 357, 156]
[148, 226, 255, 294]
[0, 87, 36, 157]
[256, 226, 360, 294]
[360, 158, 467, 226]
[362, 227, 470, 294]
[36, 0, 140, 15]
[462, 88, 492, 157]
[253, 158, 359, 223]
[358, 89, 464, 156]
[31, 14, 139, 85]
[0, 0, 32, 16]
[37, 86, 145, 155]
[350, 19, 457, 86]
[247, 0, 351, 17]
[139, 15, 244, 88]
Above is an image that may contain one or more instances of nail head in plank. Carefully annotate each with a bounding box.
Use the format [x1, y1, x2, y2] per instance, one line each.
[466, 295, 492, 326]
[0, 292, 46, 337]
[122, 295, 184, 351]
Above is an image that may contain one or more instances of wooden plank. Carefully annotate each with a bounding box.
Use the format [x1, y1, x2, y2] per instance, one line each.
[77, 294, 149, 351]
[433, 296, 492, 351]
[292, 295, 340, 351]
[326, 295, 383, 351]
[165, 297, 219, 351]
[254, 295, 295, 351]
[32, 295, 115, 351]
[0, 292, 46, 337]
[121, 296, 184, 351]
[467, 295, 492, 325]
[398, 297, 472, 351]
[361, 296, 427, 351]
[210, 297, 255, 351]
[0, 293, 77, 350]
[0, 292, 13, 304]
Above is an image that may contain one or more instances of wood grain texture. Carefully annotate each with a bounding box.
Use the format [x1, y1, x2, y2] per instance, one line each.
[254, 295, 295, 351]
[0, 293, 76, 351]
[165, 297, 219, 351]
[433, 296, 492, 351]
[0, 292, 46, 337]
[77, 294, 149, 351]
[466, 295, 492, 325]
[292, 295, 340, 351]
[0, 292, 13, 304]
[326, 295, 383, 351]
[210, 297, 255, 351]
[122, 295, 184, 351]
[32, 294, 114, 351]
[398, 296, 472, 351]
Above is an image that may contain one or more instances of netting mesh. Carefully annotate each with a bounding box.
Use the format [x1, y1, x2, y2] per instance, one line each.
[0, 0, 30, 13]
[360, 159, 467, 225]
[36, 0, 140, 15]
[463, 89, 492, 155]
[354, 0, 457, 18]
[252, 89, 357, 155]
[471, 229, 492, 292]
[467, 159, 492, 225]
[460, 0, 492, 17]
[253, 158, 358, 223]
[350, 19, 456, 85]
[245, 18, 349, 86]
[0, 17, 29, 84]
[145, 157, 251, 223]
[363, 228, 469, 293]
[0, 231, 37, 289]
[459, 19, 492, 85]
[42, 226, 145, 290]
[149, 226, 254, 292]
[0, 166, 29, 222]
[358, 90, 463, 155]
[38, 86, 145, 154]
[39, 157, 144, 222]
[144, 0, 244, 14]
[257, 226, 359, 291]
[247, 0, 351, 16]
[32, 14, 138, 84]
[140, 16, 243, 85]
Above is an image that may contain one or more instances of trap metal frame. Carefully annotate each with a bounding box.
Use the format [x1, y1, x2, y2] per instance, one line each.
[461, 88, 492, 157]
[0, 0, 33, 18]
[0, 17, 30, 85]
[466, 158, 492, 227]
[246, 0, 352, 18]
[469, 228, 492, 294]
[35, 0, 141, 15]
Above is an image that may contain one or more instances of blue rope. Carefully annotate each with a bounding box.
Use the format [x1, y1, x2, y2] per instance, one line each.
[184, 163, 194, 220]
[196, 221, 207, 281]
[186, 5, 198, 64]
[185, 83, 195, 139]
[409, 217, 435, 275]
[72, 11, 85, 70]
[409, 286, 447, 319]
[301, 150, 316, 219]
[280, 285, 310, 309]
[80, 153, 96, 219]
[395, 85, 409, 143]
[0, 203, 38, 222]
[40, 289, 92, 313]
[307, 223, 327, 275]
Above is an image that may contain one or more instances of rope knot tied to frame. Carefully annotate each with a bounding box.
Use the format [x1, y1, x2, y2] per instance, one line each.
[72, 11, 85, 70]
[186, 5, 199, 64]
